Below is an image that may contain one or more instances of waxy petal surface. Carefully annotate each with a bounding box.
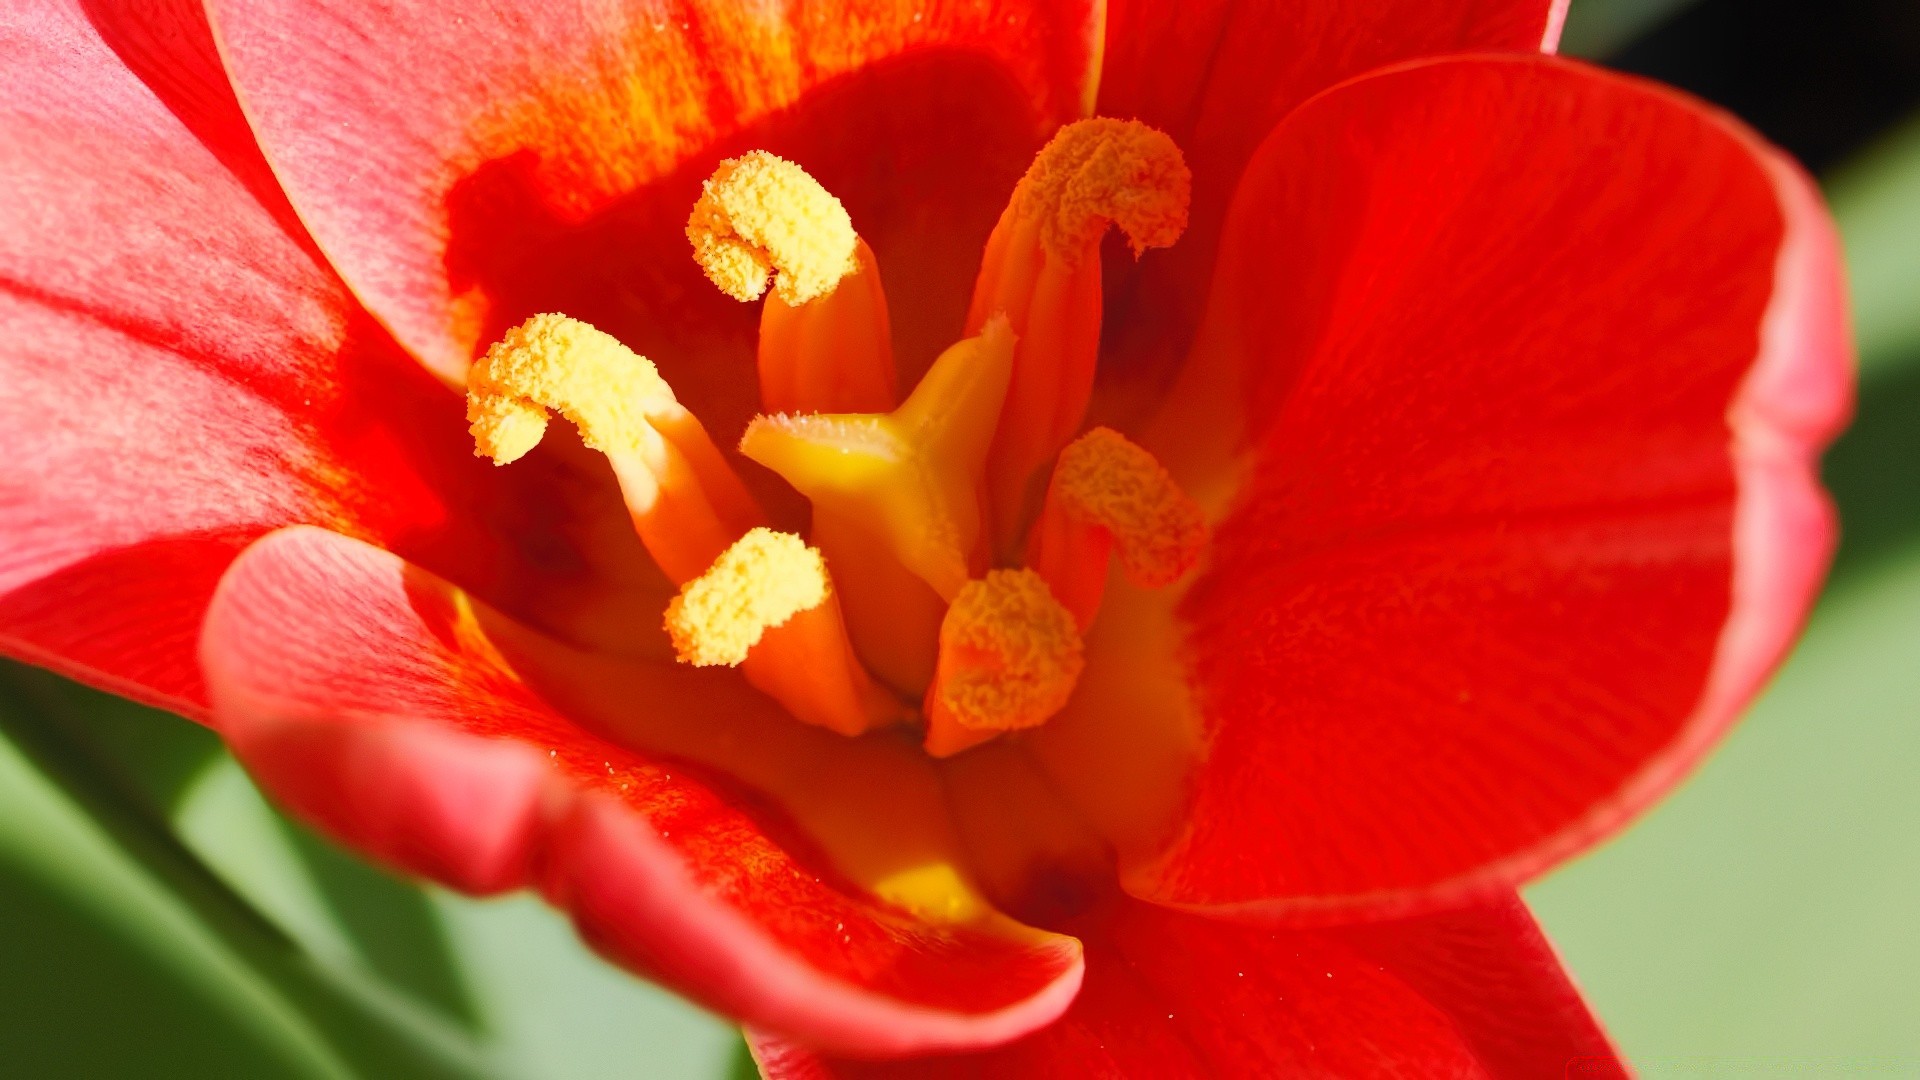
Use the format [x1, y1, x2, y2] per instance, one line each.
[201, 526, 1085, 1057]
[205, 0, 1101, 441]
[0, 0, 655, 718]
[750, 892, 1621, 1077]
[1136, 57, 1851, 919]
[1093, 0, 1566, 407]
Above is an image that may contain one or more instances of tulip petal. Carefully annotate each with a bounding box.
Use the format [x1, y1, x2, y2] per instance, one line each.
[201, 525, 1085, 1057]
[1130, 57, 1851, 918]
[204, 0, 1102, 430]
[0, 1, 675, 716]
[1092, 0, 1566, 407]
[748, 891, 1621, 1077]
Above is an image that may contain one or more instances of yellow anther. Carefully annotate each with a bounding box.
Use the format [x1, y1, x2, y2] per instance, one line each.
[739, 316, 1015, 601]
[466, 313, 674, 465]
[665, 528, 828, 667]
[1050, 428, 1207, 587]
[687, 151, 858, 306]
[925, 569, 1085, 757]
[1010, 118, 1191, 263]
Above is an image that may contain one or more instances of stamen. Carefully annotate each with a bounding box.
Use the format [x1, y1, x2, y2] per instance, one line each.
[923, 569, 1085, 758]
[666, 528, 907, 737]
[1001, 118, 1192, 264]
[738, 316, 1015, 602]
[687, 150, 858, 306]
[665, 528, 827, 667]
[755, 238, 897, 414]
[1026, 427, 1208, 630]
[468, 313, 761, 584]
[964, 119, 1191, 554]
[691, 152, 896, 415]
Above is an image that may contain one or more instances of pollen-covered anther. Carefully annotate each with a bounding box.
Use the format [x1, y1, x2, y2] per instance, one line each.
[687, 151, 858, 306]
[466, 313, 675, 465]
[467, 313, 763, 585]
[1010, 117, 1191, 262]
[923, 569, 1086, 758]
[666, 528, 827, 667]
[666, 528, 909, 737]
[1027, 427, 1208, 631]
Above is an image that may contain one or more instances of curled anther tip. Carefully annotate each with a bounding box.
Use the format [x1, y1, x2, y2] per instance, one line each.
[1013, 117, 1192, 261]
[465, 313, 674, 465]
[687, 150, 858, 306]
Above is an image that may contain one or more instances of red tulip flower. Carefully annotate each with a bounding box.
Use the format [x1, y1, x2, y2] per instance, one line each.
[1, 0, 1852, 1074]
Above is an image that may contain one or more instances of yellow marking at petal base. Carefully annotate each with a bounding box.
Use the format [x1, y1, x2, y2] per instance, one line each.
[688, 151, 857, 306]
[665, 528, 828, 667]
[871, 862, 988, 923]
[1050, 427, 1207, 587]
[1011, 118, 1190, 263]
[924, 569, 1084, 758]
[739, 317, 1015, 600]
[466, 313, 675, 465]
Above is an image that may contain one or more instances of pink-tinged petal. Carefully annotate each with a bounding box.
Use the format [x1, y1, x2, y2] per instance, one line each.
[1131, 56, 1851, 919]
[204, 0, 1101, 426]
[750, 892, 1621, 1077]
[0, 1, 671, 714]
[201, 525, 1085, 1056]
[1093, 0, 1566, 407]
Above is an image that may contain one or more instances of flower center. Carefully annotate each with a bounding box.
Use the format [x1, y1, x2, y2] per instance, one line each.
[467, 120, 1203, 758]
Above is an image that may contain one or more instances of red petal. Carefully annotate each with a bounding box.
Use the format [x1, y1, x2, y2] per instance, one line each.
[201, 525, 1085, 1056]
[1133, 57, 1851, 918]
[0, 1, 632, 717]
[204, 0, 1102, 426]
[749, 892, 1621, 1077]
[1094, 0, 1565, 402]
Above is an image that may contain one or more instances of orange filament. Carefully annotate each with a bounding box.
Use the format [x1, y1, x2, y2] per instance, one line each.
[965, 119, 1191, 554]
[467, 313, 761, 584]
[755, 237, 896, 414]
[738, 316, 1015, 603]
[924, 569, 1085, 759]
[690, 154, 896, 415]
[1027, 427, 1208, 630]
[666, 528, 905, 736]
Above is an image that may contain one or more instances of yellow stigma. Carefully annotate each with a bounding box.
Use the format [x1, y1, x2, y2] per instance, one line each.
[688, 151, 858, 306]
[929, 569, 1085, 738]
[466, 313, 675, 465]
[1051, 427, 1208, 587]
[1012, 118, 1191, 262]
[738, 316, 1015, 600]
[665, 528, 829, 667]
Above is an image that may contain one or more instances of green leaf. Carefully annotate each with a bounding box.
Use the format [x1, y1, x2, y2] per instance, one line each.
[1528, 548, 1920, 1065]
[0, 665, 497, 1080]
[1828, 113, 1920, 382]
[431, 890, 739, 1078]
[1558, 0, 1701, 57]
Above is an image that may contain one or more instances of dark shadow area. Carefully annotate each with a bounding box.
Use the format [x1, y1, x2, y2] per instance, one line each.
[1825, 361, 1920, 581]
[442, 49, 1049, 526]
[1614, 0, 1920, 172]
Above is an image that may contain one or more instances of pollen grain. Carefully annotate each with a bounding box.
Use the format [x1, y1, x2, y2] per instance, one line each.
[665, 528, 830, 668]
[1012, 118, 1191, 261]
[466, 313, 674, 465]
[688, 151, 858, 305]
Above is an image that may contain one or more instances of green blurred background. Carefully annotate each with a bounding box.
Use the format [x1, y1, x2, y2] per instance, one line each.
[3, 1, 1916, 1075]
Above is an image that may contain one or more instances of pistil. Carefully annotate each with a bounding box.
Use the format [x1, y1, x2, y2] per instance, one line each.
[965, 119, 1190, 553]
[689, 151, 896, 414]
